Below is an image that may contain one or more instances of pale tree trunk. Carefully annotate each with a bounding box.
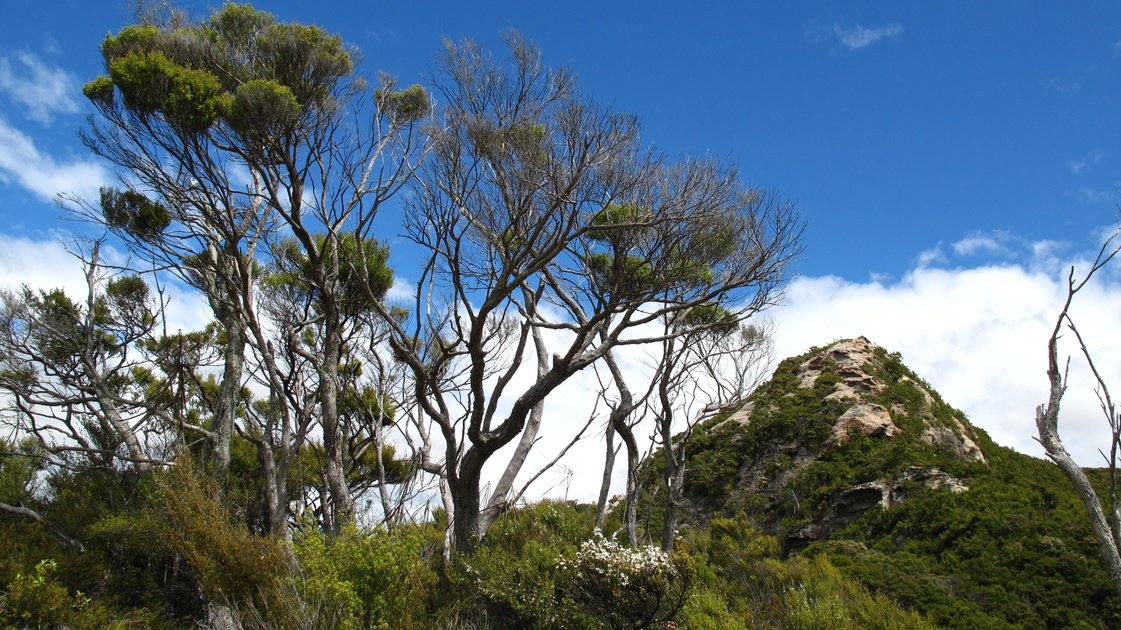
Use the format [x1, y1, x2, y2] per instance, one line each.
[1036, 406, 1121, 595]
[595, 420, 617, 531]
[1037, 252, 1121, 598]
[660, 446, 686, 552]
[478, 321, 549, 536]
[213, 319, 245, 490]
[603, 349, 640, 546]
[319, 310, 353, 536]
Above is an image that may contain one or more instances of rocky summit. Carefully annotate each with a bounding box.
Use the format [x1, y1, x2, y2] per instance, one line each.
[672, 336, 991, 553]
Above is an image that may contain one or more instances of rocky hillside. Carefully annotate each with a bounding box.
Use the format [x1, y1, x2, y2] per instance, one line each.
[661, 337, 1121, 628]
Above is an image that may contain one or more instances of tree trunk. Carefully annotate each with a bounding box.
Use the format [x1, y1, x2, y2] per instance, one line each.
[319, 310, 353, 536]
[595, 419, 617, 531]
[660, 448, 685, 552]
[615, 421, 640, 547]
[478, 323, 550, 536]
[213, 318, 245, 491]
[450, 450, 485, 555]
[1038, 404, 1121, 596]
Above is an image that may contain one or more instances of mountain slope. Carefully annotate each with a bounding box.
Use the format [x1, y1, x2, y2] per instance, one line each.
[666, 337, 1121, 628]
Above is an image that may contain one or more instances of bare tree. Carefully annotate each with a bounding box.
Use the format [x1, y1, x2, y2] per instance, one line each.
[652, 318, 772, 551]
[1036, 229, 1121, 597]
[376, 34, 802, 553]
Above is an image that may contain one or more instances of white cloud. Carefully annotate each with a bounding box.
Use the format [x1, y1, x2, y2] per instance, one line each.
[916, 244, 945, 268]
[0, 52, 81, 125]
[1072, 186, 1114, 204]
[952, 234, 1008, 257]
[833, 23, 903, 51]
[1068, 149, 1106, 176]
[386, 277, 416, 302]
[1046, 76, 1081, 96]
[0, 118, 109, 202]
[770, 238, 1121, 469]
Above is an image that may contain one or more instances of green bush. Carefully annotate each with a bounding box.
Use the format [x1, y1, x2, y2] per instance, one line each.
[443, 501, 596, 629]
[294, 523, 437, 629]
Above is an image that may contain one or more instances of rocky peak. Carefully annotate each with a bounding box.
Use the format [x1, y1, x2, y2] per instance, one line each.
[797, 336, 985, 463]
[672, 336, 992, 554]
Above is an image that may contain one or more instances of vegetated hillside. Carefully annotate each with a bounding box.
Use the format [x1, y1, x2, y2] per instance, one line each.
[666, 337, 1121, 629]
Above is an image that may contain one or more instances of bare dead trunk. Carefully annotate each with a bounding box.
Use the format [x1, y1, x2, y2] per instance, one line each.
[595, 419, 617, 531]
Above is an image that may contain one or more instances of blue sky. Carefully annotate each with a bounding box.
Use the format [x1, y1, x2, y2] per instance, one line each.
[3, 2, 1120, 279]
[2, 2, 1121, 494]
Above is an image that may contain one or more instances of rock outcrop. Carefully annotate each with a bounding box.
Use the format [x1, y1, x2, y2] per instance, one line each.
[672, 336, 990, 555]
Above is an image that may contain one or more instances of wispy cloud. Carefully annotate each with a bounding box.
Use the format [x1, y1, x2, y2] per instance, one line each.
[0, 118, 110, 202]
[916, 244, 945, 268]
[952, 234, 1008, 257]
[1045, 76, 1081, 96]
[1068, 149, 1106, 175]
[832, 23, 903, 51]
[0, 52, 81, 125]
[1072, 186, 1114, 204]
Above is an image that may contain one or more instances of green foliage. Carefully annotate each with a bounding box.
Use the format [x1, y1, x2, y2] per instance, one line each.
[378, 83, 432, 121]
[587, 203, 652, 243]
[108, 51, 231, 132]
[82, 74, 115, 105]
[89, 3, 362, 142]
[147, 461, 298, 626]
[100, 24, 161, 61]
[0, 440, 40, 505]
[294, 524, 437, 629]
[445, 501, 596, 629]
[0, 558, 158, 628]
[228, 78, 302, 140]
[266, 232, 394, 315]
[679, 513, 935, 629]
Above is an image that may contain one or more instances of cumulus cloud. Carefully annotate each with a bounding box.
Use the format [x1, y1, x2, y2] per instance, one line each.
[833, 23, 903, 51]
[0, 52, 81, 125]
[0, 118, 109, 202]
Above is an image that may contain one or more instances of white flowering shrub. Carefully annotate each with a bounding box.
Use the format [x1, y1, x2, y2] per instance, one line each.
[559, 532, 691, 629]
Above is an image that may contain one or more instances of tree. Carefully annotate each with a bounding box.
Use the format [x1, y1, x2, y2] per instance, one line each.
[376, 34, 802, 553]
[651, 317, 772, 551]
[78, 3, 428, 534]
[0, 243, 172, 471]
[1036, 229, 1121, 598]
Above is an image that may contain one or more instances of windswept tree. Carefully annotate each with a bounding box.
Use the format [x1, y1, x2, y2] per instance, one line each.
[1037, 229, 1121, 597]
[77, 3, 429, 534]
[375, 34, 802, 553]
[0, 243, 172, 471]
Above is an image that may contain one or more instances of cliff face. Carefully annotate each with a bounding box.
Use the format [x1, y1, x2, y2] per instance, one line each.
[674, 336, 990, 553]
